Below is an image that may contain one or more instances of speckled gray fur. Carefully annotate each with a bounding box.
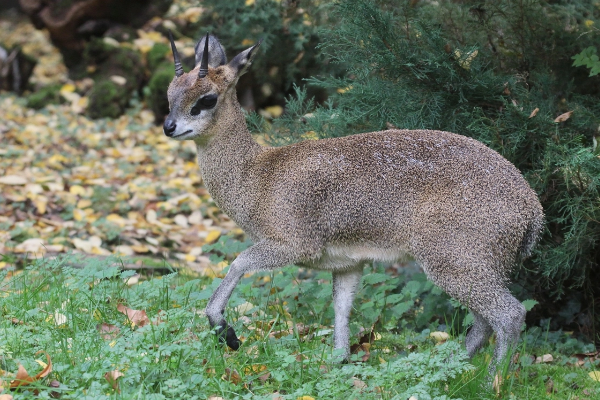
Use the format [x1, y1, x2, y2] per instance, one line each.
[164, 35, 544, 371]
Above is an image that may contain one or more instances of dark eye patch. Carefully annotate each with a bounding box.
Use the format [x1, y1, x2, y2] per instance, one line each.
[190, 94, 218, 116]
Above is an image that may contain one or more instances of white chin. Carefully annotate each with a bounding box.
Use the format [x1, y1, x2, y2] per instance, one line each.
[170, 130, 196, 141]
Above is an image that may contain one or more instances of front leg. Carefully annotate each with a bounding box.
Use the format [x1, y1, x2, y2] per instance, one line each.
[205, 241, 294, 350]
[332, 269, 363, 361]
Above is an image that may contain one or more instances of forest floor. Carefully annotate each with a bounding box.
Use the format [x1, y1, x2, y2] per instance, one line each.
[1, 12, 237, 275]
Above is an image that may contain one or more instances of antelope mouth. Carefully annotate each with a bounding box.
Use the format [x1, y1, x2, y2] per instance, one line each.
[172, 129, 193, 138]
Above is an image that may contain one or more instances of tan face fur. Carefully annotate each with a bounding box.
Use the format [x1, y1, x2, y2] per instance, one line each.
[164, 37, 260, 141]
[165, 66, 236, 141]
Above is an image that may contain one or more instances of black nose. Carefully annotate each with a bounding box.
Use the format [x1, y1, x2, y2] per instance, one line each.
[163, 118, 177, 137]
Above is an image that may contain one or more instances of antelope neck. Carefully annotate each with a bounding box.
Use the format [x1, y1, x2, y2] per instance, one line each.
[194, 100, 264, 221]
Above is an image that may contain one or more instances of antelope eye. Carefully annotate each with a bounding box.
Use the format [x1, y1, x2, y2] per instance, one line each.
[191, 94, 218, 116]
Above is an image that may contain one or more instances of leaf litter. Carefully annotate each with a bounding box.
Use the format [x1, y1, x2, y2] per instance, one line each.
[0, 14, 241, 273]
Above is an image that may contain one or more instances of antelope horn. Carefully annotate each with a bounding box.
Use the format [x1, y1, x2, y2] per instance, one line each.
[198, 32, 210, 78]
[168, 30, 184, 77]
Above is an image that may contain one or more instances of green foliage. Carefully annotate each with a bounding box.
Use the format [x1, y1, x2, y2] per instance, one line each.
[573, 46, 600, 77]
[87, 80, 126, 119]
[195, 0, 338, 107]
[83, 37, 144, 119]
[26, 83, 64, 109]
[145, 63, 174, 122]
[258, 0, 600, 336]
[146, 43, 171, 72]
[2, 249, 598, 398]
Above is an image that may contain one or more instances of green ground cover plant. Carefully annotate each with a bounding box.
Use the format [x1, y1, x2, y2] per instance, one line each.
[1, 241, 599, 399]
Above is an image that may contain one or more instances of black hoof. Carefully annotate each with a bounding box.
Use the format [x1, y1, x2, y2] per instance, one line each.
[215, 324, 241, 350]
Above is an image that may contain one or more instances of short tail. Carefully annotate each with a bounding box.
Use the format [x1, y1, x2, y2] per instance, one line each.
[519, 205, 544, 259]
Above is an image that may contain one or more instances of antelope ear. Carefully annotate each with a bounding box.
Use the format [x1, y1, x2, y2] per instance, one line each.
[228, 39, 262, 77]
[194, 34, 227, 68]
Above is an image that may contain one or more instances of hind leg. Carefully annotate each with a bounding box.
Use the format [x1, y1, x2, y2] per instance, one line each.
[483, 292, 526, 368]
[465, 312, 494, 358]
[424, 263, 525, 372]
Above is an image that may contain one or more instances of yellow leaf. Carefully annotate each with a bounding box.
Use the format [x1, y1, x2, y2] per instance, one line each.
[245, 0, 255, 6]
[34, 198, 47, 214]
[585, 20, 595, 28]
[430, 331, 449, 342]
[302, 131, 319, 140]
[60, 83, 76, 94]
[106, 214, 128, 227]
[131, 245, 150, 254]
[590, 371, 600, 381]
[73, 209, 85, 222]
[77, 199, 92, 209]
[184, 254, 196, 262]
[297, 397, 315, 400]
[264, 105, 283, 118]
[205, 230, 221, 244]
[69, 185, 86, 196]
[241, 38, 254, 46]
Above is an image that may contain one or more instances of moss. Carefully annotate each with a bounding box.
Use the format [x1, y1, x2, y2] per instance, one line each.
[147, 43, 170, 71]
[145, 63, 174, 123]
[26, 84, 64, 109]
[87, 80, 127, 119]
[84, 44, 144, 119]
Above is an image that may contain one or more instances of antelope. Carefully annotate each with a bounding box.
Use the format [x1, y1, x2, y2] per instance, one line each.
[163, 32, 544, 371]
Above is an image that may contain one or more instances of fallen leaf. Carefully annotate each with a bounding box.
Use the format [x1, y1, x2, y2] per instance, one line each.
[9, 351, 52, 388]
[430, 331, 449, 343]
[554, 110, 573, 122]
[14, 238, 45, 253]
[492, 373, 502, 395]
[125, 274, 140, 286]
[590, 370, 600, 381]
[205, 230, 221, 244]
[222, 368, 242, 385]
[535, 354, 554, 363]
[0, 175, 28, 185]
[117, 303, 149, 327]
[97, 323, 120, 340]
[545, 377, 556, 393]
[350, 342, 371, 362]
[109, 75, 127, 86]
[529, 107, 539, 118]
[104, 370, 124, 392]
[0, 394, 13, 400]
[54, 311, 68, 326]
[353, 377, 367, 389]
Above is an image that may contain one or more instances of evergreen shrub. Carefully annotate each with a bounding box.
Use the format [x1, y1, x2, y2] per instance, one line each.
[254, 0, 600, 340]
[194, 0, 340, 109]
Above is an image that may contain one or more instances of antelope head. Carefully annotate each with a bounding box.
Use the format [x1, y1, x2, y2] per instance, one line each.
[163, 32, 261, 141]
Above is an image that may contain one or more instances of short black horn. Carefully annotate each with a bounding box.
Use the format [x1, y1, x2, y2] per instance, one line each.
[198, 32, 210, 78]
[168, 30, 184, 77]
